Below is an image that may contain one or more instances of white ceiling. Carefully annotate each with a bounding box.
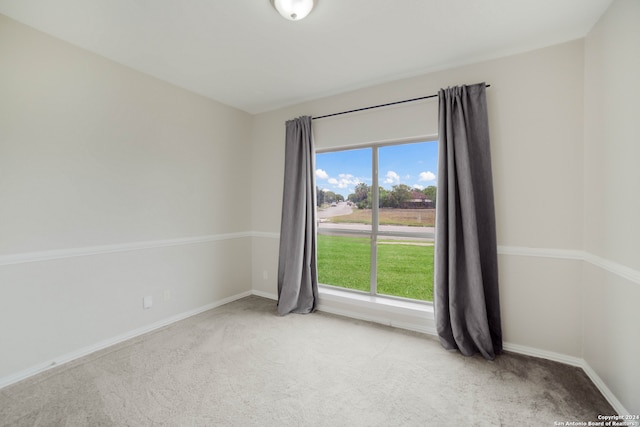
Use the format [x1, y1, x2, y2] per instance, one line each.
[0, 0, 612, 114]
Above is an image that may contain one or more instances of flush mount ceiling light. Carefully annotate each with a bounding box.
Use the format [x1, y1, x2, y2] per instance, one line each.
[270, 0, 315, 21]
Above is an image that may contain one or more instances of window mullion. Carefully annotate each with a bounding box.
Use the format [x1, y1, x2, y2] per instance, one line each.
[370, 147, 379, 296]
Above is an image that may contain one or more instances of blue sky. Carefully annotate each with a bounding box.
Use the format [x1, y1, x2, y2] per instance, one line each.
[315, 141, 438, 198]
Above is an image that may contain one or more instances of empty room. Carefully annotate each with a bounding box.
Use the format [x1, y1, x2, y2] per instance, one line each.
[1, 0, 638, 425]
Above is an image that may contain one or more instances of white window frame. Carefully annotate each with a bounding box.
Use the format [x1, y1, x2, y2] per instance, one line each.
[316, 136, 437, 305]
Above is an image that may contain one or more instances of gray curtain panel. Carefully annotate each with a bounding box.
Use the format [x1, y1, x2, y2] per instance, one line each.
[434, 83, 502, 360]
[277, 116, 318, 315]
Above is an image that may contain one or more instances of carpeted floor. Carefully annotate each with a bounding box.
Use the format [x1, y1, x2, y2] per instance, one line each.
[0, 296, 614, 426]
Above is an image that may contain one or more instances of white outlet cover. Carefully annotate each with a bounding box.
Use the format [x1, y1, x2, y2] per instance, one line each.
[143, 296, 152, 309]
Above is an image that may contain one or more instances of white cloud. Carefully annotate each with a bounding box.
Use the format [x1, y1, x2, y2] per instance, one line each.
[412, 184, 424, 190]
[332, 173, 361, 189]
[384, 171, 400, 185]
[419, 171, 436, 181]
[315, 169, 329, 179]
[321, 171, 364, 193]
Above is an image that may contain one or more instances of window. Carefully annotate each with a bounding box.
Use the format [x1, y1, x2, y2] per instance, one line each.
[316, 140, 437, 302]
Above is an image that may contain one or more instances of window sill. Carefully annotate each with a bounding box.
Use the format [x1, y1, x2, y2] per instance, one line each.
[317, 285, 436, 335]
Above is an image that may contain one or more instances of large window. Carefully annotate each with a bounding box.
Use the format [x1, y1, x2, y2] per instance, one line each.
[316, 140, 437, 302]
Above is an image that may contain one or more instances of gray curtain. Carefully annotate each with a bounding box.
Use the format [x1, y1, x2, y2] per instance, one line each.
[434, 83, 502, 360]
[277, 116, 318, 315]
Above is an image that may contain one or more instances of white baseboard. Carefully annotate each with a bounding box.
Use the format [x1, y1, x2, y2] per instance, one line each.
[251, 290, 278, 300]
[260, 286, 629, 415]
[0, 290, 252, 390]
[487, 342, 630, 415]
[2, 288, 630, 416]
[581, 362, 630, 416]
[502, 342, 583, 367]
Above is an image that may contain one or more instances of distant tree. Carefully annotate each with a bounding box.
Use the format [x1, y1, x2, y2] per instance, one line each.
[316, 188, 345, 206]
[423, 185, 437, 208]
[316, 186, 325, 207]
[353, 183, 371, 208]
[324, 191, 337, 204]
[354, 183, 369, 203]
[388, 184, 412, 208]
[379, 187, 390, 208]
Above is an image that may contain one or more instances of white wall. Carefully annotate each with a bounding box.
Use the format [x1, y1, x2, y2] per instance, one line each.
[251, 39, 586, 357]
[251, 20, 640, 412]
[0, 15, 253, 380]
[2, 0, 638, 415]
[583, 0, 640, 414]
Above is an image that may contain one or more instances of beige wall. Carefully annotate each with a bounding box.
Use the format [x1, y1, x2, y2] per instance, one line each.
[583, 0, 640, 414]
[251, 16, 640, 412]
[0, 15, 253, 378]
[251, 40, 586, 357]
[251, 40, 586, 251]
[2, 0, 639, 415]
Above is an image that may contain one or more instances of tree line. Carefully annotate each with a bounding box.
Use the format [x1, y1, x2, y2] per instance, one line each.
[317, 183, 436, 209]
[316, 188, 344, 206]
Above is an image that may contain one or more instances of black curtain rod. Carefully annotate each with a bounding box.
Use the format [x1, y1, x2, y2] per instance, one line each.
[312, 84, 491, 120]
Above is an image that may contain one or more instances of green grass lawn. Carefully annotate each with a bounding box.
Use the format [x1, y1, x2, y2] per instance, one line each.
[317, 235, 434, 302]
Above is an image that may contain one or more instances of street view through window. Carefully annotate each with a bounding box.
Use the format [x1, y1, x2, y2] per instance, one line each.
[315, 140, 437, 302]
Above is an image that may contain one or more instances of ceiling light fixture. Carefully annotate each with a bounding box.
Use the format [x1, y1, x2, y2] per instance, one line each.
[270, 0, 315, 21]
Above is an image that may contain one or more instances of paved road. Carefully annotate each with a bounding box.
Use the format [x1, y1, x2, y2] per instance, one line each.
[316, 201, 434, 240]
[318, 222, 434, 241]
[317, 201, 352, 219]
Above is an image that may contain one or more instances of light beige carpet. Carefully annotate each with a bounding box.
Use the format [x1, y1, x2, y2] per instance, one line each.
[0, 296, 614, 426]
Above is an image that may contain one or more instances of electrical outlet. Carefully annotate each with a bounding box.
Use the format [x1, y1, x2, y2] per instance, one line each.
[263, 270, 269, 280]
[143, 296, 152, 309]
[163, 289, 171, 301]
